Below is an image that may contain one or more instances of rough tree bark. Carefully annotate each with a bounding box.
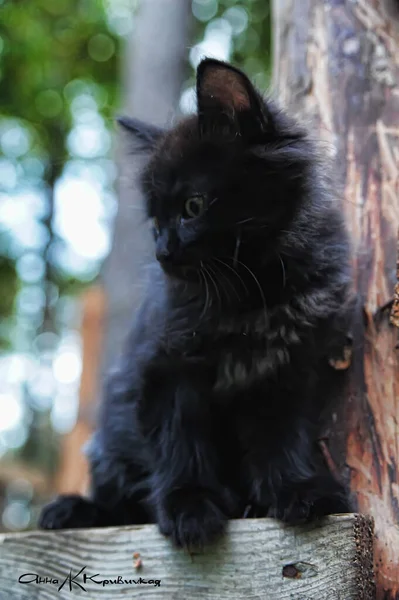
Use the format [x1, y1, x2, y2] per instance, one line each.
[391, 228, 399, 329]
[273, 0, 399, 597]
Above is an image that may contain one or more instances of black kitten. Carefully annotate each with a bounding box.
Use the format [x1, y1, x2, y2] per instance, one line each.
[40, 59, 353, 547]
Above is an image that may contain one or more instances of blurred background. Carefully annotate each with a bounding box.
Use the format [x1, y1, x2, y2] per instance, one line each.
[0, 0, 272, 532]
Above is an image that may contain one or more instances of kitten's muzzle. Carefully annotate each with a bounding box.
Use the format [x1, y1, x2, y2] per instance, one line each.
[156, 247, 174, 265]
[156, 251, 197, 278]
[156, 246, 194, 268]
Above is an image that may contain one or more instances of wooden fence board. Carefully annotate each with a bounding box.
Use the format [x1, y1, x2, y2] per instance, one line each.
[0, 514, 374, 599]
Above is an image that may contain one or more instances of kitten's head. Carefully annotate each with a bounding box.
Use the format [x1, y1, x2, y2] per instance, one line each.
[119, 59, 313, 281]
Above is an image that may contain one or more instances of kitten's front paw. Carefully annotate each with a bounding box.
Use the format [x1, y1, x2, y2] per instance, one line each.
[269, 492, 314, 525]
[271, 477, 353, 525]
[39, 495, 99, 530]
[157, 489, 226, 549]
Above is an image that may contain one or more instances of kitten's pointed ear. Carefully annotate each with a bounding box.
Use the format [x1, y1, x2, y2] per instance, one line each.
[196, 58, 268, 140]
[117, 116, 163, 150]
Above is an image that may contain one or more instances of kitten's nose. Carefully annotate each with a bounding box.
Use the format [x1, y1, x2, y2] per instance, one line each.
[155, 233, 174, 264]
[156, 247, 173, 264]
[156, 230, 180, 266]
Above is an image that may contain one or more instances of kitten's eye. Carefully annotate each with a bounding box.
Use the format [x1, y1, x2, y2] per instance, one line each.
[183, 196, 205, 219]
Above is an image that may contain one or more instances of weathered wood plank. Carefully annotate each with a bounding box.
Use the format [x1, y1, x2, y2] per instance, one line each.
[0, 515, 374, 599]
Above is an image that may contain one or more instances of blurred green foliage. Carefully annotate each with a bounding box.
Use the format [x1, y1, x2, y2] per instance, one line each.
[191, 0, 272, 89]
[0, 244, 19, 349]
[0, 0, 122, 347]
[0, 0, 120, 167]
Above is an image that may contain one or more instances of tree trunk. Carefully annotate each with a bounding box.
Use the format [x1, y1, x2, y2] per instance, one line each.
[273, 1, 399, 597]
[101, 0, 192, 375]
[391, 228, 399, 329]
[55, 286, 106, 495]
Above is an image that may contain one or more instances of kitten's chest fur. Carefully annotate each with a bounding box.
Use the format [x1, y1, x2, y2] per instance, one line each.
[214, 339, 289, 392]
[213, 323, 299, 392]
[162, 305, 304, 394]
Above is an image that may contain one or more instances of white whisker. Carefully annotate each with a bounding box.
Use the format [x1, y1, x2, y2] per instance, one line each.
[277, 253, 287, 288]
[199, 268, 210, 322]
[225, 256, 268, 324]
[203, 265, 221, 313]
[210, 260, 241, 303]
[213, 257, 249, 297]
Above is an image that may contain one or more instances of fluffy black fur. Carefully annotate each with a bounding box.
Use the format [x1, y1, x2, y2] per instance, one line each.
[40, 59, 354, 548]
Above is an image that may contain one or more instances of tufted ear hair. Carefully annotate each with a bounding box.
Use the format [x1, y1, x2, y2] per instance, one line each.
[117, 116, 164, 150]
[196, 58, 270, 141]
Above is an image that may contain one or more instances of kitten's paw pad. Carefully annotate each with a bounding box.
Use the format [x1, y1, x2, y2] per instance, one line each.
[157, 489, 226, 549]
[39, 495, 99, 530]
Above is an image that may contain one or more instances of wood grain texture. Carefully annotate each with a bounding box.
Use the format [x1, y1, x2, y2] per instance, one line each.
[0, 515, 374, 600]
[391, 228, 399, 329]
[273, 1, 399, 597]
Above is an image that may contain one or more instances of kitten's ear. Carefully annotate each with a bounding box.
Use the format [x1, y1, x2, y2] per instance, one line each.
[196, 58, 269, 140]
[117, 116, 163, 150]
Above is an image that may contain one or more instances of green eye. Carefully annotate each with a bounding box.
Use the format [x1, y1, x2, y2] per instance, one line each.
[183, 196, 205, 219]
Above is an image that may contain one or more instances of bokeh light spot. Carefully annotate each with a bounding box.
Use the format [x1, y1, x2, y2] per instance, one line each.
[35, 90, 64, 118]
[16, 253, 45, 284]
[0, 124, 30, 158]
[223, 6, 248, 35]
[2, 501, 31, 531]
[192, 0, 218, 22]
[0, 393, 24, 432]
[67, 123, 110, 159]
[0, 159, 17, 190]
[53, 350, 82, 384]
[88, 34, 115, 62]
